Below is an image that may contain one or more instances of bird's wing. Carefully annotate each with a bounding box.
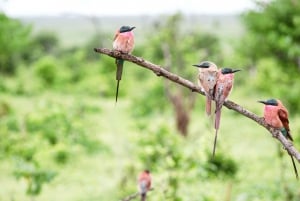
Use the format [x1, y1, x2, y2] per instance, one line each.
[113, 31, 119, 41]
[278, 108, 293, 141]
[278, 108, 289, 128]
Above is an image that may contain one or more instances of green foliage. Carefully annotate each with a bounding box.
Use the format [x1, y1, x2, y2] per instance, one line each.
[239, 0, 300, 112]
[52, 144, 70, 164]
[0, 100, 11, 118]
[62, 48, 87, 82]
[119, 121, 238, 200]
[34, 56, 59, 86]
[204, 152, 238, 178]
[254, 58, 300, 113]
[24, 31, 60, 62]
[133, 123, 190, 201]
[0, 13, 31, 73]
[148, 13, 222, 78]
[0, 95, 107, 197]
[32, 55, 73, 90]
[24, 100, 101, 153]
[241, 0, 300, 68]
[33, 31, 59, 54]
[83, 33, 110, 60]
[130, 81, 168, 117]
[14, 160, 57, 196]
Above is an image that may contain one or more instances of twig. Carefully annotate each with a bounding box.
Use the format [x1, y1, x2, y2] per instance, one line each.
[94, 48, 300, 163]
[120, 192, 139, 201]
[120, 188, 154, 201]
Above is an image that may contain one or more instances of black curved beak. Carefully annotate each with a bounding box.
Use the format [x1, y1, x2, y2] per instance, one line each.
[232, 69, 241, 73]
[258, 100, 267, 104]
[130, 26, 136, 31]
[192, 64, 209, 68]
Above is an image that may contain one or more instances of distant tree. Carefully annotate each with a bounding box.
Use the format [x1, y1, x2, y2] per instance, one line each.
[0, 13, 31, 73]
[20, 31, 60, 64]
[144, 13, 222, 136]
[241, 0, 300, 71]
[32, 31, 59, 54]
[240, 0, 300, 112]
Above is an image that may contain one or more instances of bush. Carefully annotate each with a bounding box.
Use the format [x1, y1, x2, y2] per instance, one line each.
[34, 56, 59, 86]
[0, 13, 31, 74]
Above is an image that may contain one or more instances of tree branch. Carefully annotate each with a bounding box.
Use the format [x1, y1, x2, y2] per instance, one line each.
[94, 48, 300, 163]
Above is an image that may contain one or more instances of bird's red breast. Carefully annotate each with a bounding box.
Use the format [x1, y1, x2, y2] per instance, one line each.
[113, 30, 135, 54]
[263, 100, 293, 141]
[138, 170, 151, 194]
[214, 71, 234, 110]
[264, 103, 284, 128]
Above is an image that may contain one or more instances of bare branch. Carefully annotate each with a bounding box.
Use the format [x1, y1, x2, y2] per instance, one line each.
[94, 48, 300, 163]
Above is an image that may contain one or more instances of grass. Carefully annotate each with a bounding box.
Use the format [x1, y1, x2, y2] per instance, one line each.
[0, 88, 299, 201]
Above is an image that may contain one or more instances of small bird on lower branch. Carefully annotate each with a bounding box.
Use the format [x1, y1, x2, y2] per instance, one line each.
[138, 170, 152, 201]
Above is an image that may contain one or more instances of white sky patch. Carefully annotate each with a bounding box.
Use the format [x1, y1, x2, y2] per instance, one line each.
[2, 0, 256, 17]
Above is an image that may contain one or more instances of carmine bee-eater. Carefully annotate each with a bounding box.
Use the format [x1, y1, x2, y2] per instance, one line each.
[213, 68, 240, 157]
[193, 61, 218, 115]
[112, 25, 135, 103]
[258, 99, 298, 179]
[138, 170, 152, 201]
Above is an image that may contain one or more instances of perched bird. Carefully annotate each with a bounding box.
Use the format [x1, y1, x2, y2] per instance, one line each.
[112, 25, 135, 103]
[258, 99, 298, 179]
[193, 61, 218, 115]
[138, 170, 152, 201]
[213, 68, 240, 157]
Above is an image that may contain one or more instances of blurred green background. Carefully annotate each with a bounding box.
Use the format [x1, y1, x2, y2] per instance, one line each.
[0, 0, 300, 200]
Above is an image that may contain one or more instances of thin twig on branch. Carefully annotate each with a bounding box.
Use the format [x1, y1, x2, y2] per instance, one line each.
[94, 47, 300, 163]
[120, 188, 154, 201]
[120, 192, 139, 201]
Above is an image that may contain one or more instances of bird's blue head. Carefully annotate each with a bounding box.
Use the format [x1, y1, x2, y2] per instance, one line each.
[193, 61, 210, 68]
[119, 26, 135, 33]
[221, 68, 241, 74]
[258, 99, 278, 106]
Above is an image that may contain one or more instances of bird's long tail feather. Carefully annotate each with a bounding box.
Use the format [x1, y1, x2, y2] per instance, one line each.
[290, 154, 299, 180]
[212, 128, 219, 158]
[141, 193, 146, 201]
[215, 108, 221, 131]
[206, 97, 212, 116]
[213, 109, 222, 158]
[115, 80, 120, 103]
[115, 59, 124, 103]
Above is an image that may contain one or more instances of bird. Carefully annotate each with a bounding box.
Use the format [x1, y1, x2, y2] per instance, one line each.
[213, 68, 240, 157]
[258, 98, 298, 179]
[112, 25, 135, 103]
[138, 170, 152, 201]
[193, 61, 218, 115]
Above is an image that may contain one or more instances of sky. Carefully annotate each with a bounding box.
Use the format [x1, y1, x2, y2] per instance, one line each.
[1, 0, 256, 17]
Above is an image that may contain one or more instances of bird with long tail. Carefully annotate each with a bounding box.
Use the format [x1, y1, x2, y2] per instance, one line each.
[193, 61, 218, 116]
[138, 170, 152, 201]
[213, 68, 240, 157]
[258, 98, 298, 179]
[112, 26, 135, 103]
